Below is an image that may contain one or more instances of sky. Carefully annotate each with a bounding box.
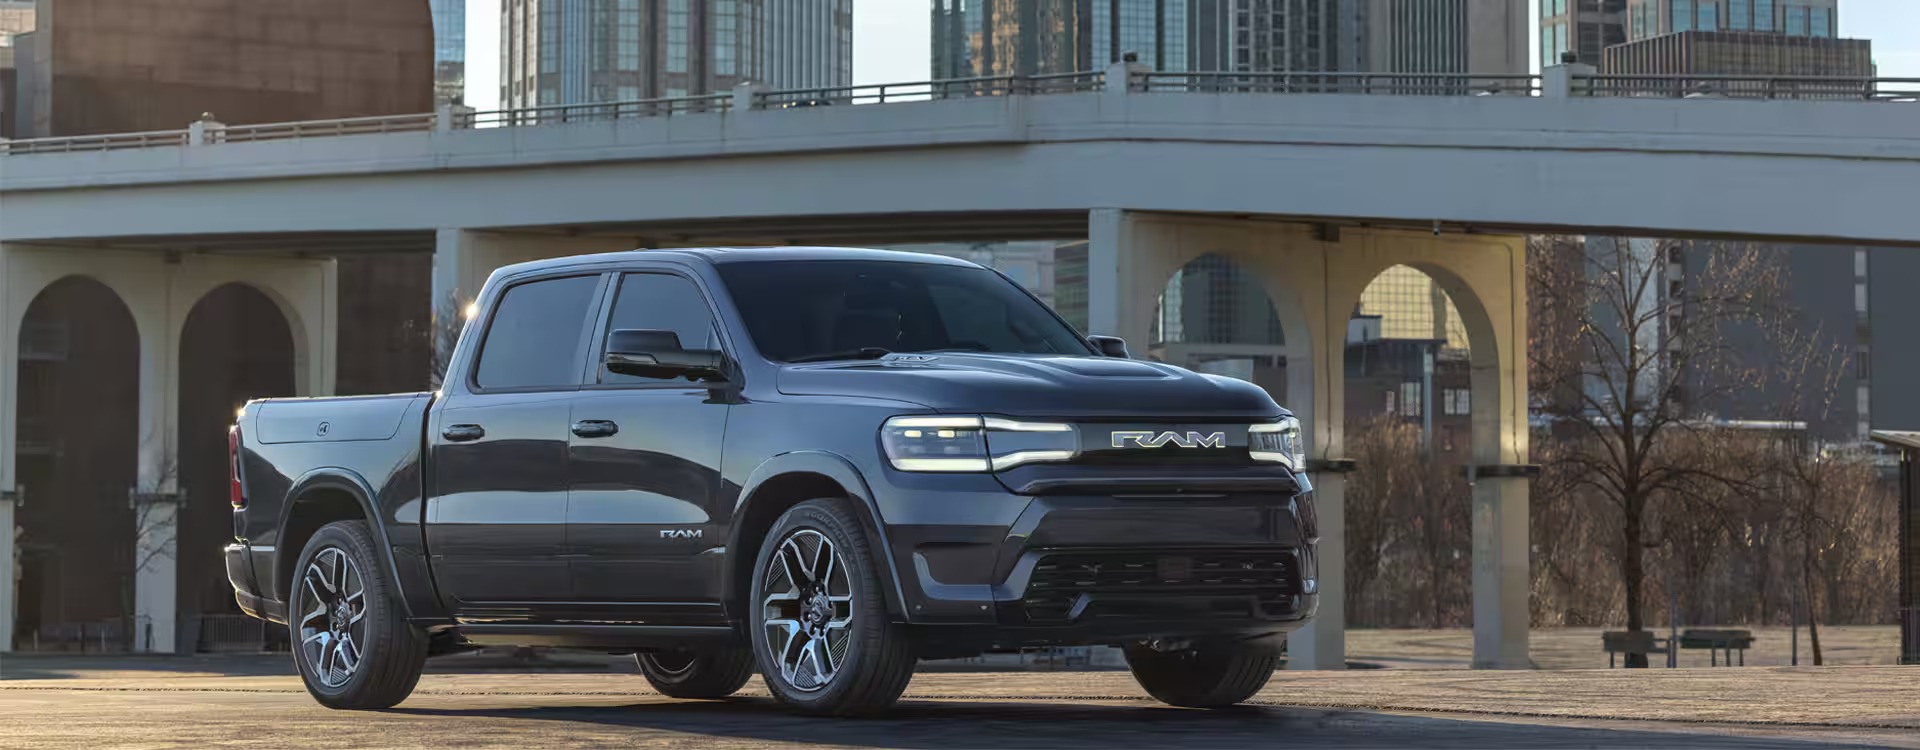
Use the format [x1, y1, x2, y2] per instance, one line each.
[466, 0, 1918, 110]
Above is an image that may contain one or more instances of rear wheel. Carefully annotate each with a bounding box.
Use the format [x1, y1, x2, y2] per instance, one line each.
[748, 498, 916, 716]
[635, 646, 757, 699]
[290, 520, 428, 709]
[1124, 640, 1278, 708]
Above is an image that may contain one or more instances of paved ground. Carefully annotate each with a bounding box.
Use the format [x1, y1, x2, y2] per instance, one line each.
[2, 655, 1916, 748]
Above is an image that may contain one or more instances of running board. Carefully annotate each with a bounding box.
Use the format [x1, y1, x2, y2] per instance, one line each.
[453, 624, 739, 650]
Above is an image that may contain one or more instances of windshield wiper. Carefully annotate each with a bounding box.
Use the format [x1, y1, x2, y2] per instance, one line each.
[785, 347, 894, 364]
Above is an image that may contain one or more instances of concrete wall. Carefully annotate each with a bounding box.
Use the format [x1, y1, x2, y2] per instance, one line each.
[3, 88, 1916, 246]
[1872, 247, 1920, 433]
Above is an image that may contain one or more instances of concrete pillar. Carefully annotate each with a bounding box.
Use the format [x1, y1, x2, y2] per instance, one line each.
[1083, 209, 1156, 349]
[1472, 474, 1531, 668]
[0, 244, 18, 651]
[1543, 63, 1596, 98]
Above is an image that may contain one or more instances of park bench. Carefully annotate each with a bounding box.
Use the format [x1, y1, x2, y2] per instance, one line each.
[1602, 630, 1668, 668]
[1677, 628, 1755, 666]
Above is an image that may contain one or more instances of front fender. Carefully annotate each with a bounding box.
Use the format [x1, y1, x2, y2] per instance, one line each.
[728, 451, 908, 621]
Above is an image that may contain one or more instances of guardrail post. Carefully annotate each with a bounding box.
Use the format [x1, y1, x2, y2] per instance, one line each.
[733, 82, 768, 112]
[1543, 63, 1595, 98]
[437, 103, 476, 132]
[1103, 61, 1143, 104]
[187, 116, 226, 146]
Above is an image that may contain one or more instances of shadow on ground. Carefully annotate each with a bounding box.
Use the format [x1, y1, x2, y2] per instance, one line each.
[385, 698, 1881, 749]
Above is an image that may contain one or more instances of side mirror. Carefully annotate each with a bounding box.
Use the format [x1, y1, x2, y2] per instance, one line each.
[1088, 335, 1130, 358]
[605, 329, 725, 381]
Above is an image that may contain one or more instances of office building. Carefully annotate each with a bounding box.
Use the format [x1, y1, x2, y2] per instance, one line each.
[1365, 0, 1529, 75]
[932, 0, 1367, 78]
[434, 0, 466, 103]
[1540, 0, 1627, 67]
[9, 0, 432, 138]
[1602, 29, 1871, 77]
[0, 0, 29, 138]
[504, 0, 852, 108]
[1626, 0, 1837, 41]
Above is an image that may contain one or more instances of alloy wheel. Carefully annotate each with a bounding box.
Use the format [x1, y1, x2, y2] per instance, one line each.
[296, 546, 367, 689]
[761, 529, 853, 692]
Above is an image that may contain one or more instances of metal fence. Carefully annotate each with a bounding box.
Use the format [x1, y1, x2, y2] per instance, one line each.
[1137, 71, 1543, 97]
[1580, 74, 1920, 101]
[461, 93, 734, 128]
[220, 113, 439, 143]
[755, 72, 1105, 108]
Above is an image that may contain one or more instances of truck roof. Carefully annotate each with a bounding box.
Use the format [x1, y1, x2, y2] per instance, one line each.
[491, 246, 981, 280]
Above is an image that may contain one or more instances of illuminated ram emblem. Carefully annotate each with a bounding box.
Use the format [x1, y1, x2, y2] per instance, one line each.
[1110, 431, 1226, 449]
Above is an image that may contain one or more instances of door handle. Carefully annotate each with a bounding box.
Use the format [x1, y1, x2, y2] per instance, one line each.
[442, 424, 486, 442]
[571, 420, 619, 439]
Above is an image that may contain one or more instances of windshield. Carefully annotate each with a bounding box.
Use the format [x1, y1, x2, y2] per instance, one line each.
[716, 260, 1096, 363]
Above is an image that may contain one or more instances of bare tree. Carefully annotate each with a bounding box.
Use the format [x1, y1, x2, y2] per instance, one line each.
[1528, 236, 1787, 666]
[430, 292, 468, 389]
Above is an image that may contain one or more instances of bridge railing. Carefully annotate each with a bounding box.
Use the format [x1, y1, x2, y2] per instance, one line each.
[220, 113, 441, 142]
[1579, 74, 1920, 101]
[1135, 71, 1542, 97]
[0, 128, 191, 155]
[460, 93, 735, 128]
[754, 72, 1105, 108]
[4, 71, 1916, 156]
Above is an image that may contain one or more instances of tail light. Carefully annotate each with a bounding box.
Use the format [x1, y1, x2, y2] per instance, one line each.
[229, 424, 247, 509]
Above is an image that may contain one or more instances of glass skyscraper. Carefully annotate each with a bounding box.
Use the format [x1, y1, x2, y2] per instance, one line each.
[504, 0, 851, 109]
[432, 0, 466, 103]
[931, 0, 1367, 78]
[1625, 0, 1834, 41]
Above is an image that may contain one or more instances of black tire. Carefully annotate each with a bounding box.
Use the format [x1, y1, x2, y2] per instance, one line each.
[1124, 640, 1278, 708]
[289, 520, 428, 710]
[748, 498, 916, 716]
[636, 646, 757, 699]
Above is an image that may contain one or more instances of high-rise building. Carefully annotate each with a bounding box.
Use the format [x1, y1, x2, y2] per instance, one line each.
[433, 0, 466, 103]
[0, 0, 31, 138]
[9, 0, 432, 138]
[504, 0, 851, 109]
[1365, 0, 1529, 75]
[932, 0, 1369, 78]
[1602, 29, 1870, 76]
[1625, 0, 1836, 41]
[1540, 0, 1627, 68]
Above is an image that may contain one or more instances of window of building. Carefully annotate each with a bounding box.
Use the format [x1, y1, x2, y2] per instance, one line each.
[1786, 3, 1807, 35]
[1443, 388, 1472, 416]
[1698, 1, 1718, 29]
[475, 275, 602, 390]
[1730, 0, 1750, 29]
[1754, 0, 1775, 30]
[1855, 249, 1868, 278]
[1809, 6, 1829, 37]
[667, 0, 689, 74]
[1400, 382, 1423, 417]
[1673, 0, 1695, 32]
[1856, 348, 1872, 381]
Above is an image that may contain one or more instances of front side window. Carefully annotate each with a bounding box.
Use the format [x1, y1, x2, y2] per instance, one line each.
[717, 260, 1094, 363]
[474, 275, 601, 389]
[599, 273, 720, 384]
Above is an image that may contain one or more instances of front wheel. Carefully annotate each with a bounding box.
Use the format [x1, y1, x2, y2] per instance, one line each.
[748, 498, 916, 716]
[290, 520, 428, 709]
[1124, 640, 1278, 708]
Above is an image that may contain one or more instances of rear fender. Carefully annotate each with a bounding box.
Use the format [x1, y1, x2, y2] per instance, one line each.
[276, 468, 432, 621]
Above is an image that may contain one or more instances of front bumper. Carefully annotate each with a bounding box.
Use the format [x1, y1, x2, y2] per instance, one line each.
[878, 473, 1317, 647]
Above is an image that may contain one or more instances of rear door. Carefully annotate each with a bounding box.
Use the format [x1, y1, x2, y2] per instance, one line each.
[426, 272, 607, 619]
[566, 270, 732, 624]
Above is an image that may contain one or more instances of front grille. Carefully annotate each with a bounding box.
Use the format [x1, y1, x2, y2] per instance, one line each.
[1021, 548, 1300, 623]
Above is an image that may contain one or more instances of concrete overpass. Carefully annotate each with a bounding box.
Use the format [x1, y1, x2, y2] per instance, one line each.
[2, 64, 1915, 667]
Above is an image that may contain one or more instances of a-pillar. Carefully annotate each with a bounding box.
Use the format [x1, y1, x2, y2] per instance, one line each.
[432, 229, 637, 373]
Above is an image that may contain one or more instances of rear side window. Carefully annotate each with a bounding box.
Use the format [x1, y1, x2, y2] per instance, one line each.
[474, 275, 600, 389]
[599, 273, 721, 384]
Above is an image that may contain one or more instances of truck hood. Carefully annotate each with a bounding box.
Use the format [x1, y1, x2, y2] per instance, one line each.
[774, 352, 1285, 419]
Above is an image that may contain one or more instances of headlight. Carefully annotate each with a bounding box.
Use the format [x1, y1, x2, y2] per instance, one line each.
[1248, 417, 1304, 470]
[881, 416, 1077, 472]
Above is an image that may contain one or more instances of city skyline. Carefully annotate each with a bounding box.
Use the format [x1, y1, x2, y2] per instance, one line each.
[455, 0, 1916, 110]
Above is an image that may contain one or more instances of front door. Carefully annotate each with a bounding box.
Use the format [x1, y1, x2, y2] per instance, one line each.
[567, 271, 731, 624]
[426, 273, 606, 620]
